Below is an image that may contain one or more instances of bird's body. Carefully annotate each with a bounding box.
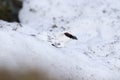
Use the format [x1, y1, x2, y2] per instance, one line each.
[51, 32, 78, 48]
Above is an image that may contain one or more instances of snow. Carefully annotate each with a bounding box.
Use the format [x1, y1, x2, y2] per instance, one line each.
[1, 0, 120, 80]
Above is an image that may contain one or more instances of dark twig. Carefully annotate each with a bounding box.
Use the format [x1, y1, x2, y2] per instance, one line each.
[64, 32, 78, 40]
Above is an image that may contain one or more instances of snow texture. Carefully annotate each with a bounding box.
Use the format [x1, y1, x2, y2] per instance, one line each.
[0, 0, 120, 80]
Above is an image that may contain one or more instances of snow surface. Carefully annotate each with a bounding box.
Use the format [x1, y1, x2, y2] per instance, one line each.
[1, 0, 120, 80]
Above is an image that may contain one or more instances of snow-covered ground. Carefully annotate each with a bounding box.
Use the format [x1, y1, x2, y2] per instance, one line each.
[1, 0, 120, 80]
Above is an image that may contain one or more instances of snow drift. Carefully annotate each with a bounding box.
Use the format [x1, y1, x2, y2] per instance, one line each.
[0, 0, 120, 80]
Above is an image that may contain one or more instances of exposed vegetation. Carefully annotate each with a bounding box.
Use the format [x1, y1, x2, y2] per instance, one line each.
[0, 0, 22, 22]
[0, 68, 57, 80]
